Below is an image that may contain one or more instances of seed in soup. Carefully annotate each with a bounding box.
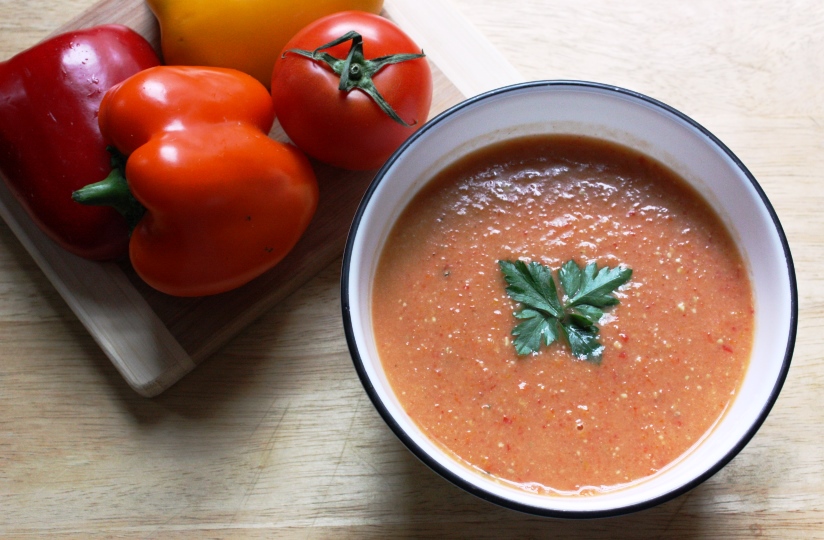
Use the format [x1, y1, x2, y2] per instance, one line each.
[372, 134, 753, 495]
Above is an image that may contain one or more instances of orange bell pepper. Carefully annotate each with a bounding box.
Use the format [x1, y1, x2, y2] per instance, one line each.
[73, 66, 318, 297]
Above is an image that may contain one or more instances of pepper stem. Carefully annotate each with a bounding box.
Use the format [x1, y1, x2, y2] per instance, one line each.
[283, 31, 426, 127]
[72, 146, 145, 232]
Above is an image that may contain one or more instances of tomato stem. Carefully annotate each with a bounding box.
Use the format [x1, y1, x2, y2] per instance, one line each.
[284, 31, 425, 127]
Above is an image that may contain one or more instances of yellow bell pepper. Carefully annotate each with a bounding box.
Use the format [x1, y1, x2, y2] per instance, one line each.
[145, 0, 384, 88]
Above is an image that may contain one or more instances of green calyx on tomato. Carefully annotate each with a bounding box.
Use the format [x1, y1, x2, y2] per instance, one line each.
[284, 30, 425, 126]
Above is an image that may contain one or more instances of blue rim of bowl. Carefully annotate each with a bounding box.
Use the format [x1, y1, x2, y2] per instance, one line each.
[340, 80, 798, 519]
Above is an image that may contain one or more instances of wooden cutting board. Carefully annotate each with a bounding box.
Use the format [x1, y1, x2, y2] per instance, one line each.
[0, 0, 523, 396]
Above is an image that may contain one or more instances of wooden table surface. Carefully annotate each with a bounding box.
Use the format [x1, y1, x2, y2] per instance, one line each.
[1, 0, 822, 538]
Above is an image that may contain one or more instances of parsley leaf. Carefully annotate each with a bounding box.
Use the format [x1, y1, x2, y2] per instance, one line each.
[498, 260, 563, 318]
[512, 308, 561, 355]
[561, 323, 603, 361]
[562, 260, 633, 308]
[499, 259, 632, 363]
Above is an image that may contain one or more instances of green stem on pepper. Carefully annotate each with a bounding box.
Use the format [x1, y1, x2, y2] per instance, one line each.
[71, 146, 145, 233]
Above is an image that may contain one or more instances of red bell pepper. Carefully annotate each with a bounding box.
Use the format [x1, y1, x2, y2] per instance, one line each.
[0, 25, 160, 260]
[73, 66, 319, 297]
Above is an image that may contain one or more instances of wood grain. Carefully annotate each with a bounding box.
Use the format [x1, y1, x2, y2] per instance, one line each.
[1, 0, 822, 538]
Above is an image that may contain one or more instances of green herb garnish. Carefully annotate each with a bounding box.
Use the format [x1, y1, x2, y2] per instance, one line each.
[498, 259, 632, 363]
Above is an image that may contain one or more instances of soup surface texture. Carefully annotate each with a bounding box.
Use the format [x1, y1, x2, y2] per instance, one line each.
[372, 135, 753, 495]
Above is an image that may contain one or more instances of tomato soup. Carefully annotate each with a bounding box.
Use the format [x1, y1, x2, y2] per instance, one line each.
[372, 135, 754, 495]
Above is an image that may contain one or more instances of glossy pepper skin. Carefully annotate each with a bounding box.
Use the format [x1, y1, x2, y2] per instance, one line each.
[77, 66, 319, 297]
[0, 25, 160, 260]
[145, 0, 384, 87]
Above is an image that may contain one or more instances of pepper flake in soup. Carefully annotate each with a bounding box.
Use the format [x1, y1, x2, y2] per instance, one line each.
[372, 134, 754, 496]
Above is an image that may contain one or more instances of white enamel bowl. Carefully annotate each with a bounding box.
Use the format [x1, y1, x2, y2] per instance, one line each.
[341, 81, 797, 517]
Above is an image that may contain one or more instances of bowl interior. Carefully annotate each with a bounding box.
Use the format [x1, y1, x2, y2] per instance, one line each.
[343, 81, 795, 516]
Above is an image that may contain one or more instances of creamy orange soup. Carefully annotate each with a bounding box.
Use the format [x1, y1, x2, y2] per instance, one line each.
[372, 135, 753, 495]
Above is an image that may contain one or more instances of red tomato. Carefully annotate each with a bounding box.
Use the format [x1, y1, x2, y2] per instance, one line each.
[271, 11, 433, 171]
